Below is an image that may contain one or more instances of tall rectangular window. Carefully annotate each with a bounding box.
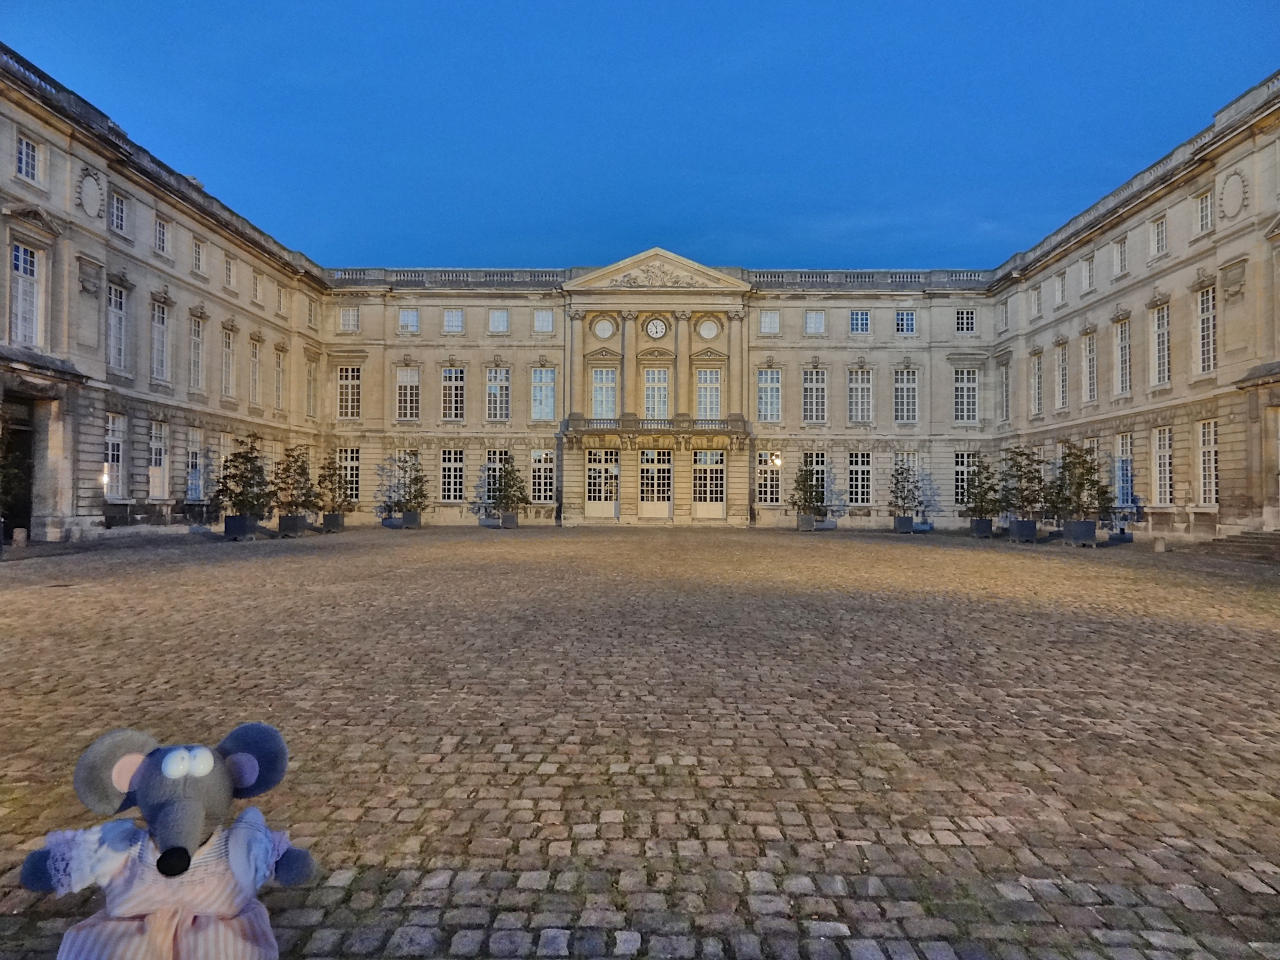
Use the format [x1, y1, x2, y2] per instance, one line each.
[107, 284, 128, 371]
[305, 359, 316, 418]
[801, 369, 826, 423]
[392, 366, 419, 420]
[186, 429, 204, 502]
[639, 449, 673, 503]
[1054, 271, 1066, 306]
[533, 308, 554, 333]
[398, 307, 419, 334]
[111, 193, 128, 234]
[1198, 286, 1217, 374]
[756, 452, 780, 504]
[586, 449, 620, 503]
[893, 369, 917, 423]
[1114, 236, 1128, 275]
[591, 368, 617, 418]
[954, 451, 976, 504]
[1030, 285, 1042, 316]
[192, 238, 205, 274]
[440, 449, 464, 501]
[895, 310, 916, 335]
[484, 449, 507, 502]
[531, 367, 556, 421]
[150, 301, 169, 381]
[998, 364, 1010, 422]
[16, 134, 37, 180]
[248, 340, 261, 405]
[221, 329, 235, 397]
[1150, 216, 1167, 256]
[273, 350, 285, 409]
[696, 368, 721, 419]
[486, 367, 511, 420]
[954, 368, 978, 423]
[955, 309, 975, 334]
[1115, 433, 1134, 507]
[531, 450, 556, 502]
[1154, 426, 1174, 506]
[154, 218, 170, 255]
[1115, 319, 1131, 394]
[148, 421, 168, 499]
[1083, 256, 1095, 291]
[276, 286, 289, 316]
[488, 308, 509, 333]
[1030, 354, 1043, 416]
[338, 448, 360, 502]
[1055, 344, 1068, 409]
[998, 300, 1009, 332]
[189, 318, 204, 390]
[848, 369, 872, 423]
[849, 310, 870, 334]
[759, 309, 779, 335]
[848, 451, 872, 506]
[1196, 191, 1213, 234]
[1081, 333, 1096, 403]
[337, 366, 361, 419]
[103, 413, 126, 500]
[443, 308, 463, 333]
[223, 255, 235, 288]
[802, 451, 827, 503]
[1152, 304, 1170, 386]
[442, 367, 465, 420]
[10, 243, 38, 345]
[306, 298, 317, 330]
[804, 310, 825, 335]
[644, 368, 669, 419]
[339, 306, 359, 332]
[756, 369, 781, 422]
[1199, 419, 1219, 506]
[251, 272, 262, 303]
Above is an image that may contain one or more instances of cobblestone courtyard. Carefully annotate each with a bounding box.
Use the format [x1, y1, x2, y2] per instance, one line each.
[2, 529, 1279, 960]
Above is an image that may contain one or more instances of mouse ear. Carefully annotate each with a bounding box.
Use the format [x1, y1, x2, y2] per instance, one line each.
[216, 723, 288, 798]
[73, 729, 159, 815]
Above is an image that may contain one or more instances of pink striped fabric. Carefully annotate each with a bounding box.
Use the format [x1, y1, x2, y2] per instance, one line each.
[49, 809, 285, 960]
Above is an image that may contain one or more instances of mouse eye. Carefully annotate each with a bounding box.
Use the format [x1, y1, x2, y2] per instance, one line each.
[188, 747, 214, 777]
[161, 749, 190, 779]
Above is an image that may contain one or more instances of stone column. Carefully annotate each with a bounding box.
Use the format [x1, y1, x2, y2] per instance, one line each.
[728, 310, 744, 415]
[621, 311, 638, 416]
[569, 310, 585, 417]
[675, 311, 691, 416]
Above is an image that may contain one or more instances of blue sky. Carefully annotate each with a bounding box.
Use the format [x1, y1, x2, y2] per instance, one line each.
[7, 1, 1279, 269]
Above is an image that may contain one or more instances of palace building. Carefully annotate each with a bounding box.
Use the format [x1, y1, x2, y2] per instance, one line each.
[1, 42, 1278, 540]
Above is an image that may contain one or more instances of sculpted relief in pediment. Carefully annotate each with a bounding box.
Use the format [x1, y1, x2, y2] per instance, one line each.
[606, 260, 702, 288]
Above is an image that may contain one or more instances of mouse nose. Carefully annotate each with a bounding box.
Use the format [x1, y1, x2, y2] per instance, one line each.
[156, 847, 191, 877]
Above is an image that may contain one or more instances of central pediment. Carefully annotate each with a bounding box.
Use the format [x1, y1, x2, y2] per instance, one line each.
[563, 248, 751, 293]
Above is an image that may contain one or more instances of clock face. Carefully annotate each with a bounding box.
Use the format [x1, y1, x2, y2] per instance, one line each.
[645, 318, 667, 339]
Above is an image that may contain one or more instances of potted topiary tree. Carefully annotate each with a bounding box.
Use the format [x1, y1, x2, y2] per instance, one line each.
[999, 445, 1044, 543]
[963, 452, 1000, 538]
[212, 433, 273, 541]
[272, 444, 321, 538]
[1057, 440, 1109, 546]
[398, 452, 429, 530]
[375, 454, 407, 529]
[490, 453, 532, 529]
[887, 460, 920, 533]
[316, 452, 354, 533]
[787, 464, 824, 532]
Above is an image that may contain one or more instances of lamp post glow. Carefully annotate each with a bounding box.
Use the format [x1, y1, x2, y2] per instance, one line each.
[770, 453, 783, 468]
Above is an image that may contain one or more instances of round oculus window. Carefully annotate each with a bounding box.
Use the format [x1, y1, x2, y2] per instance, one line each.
[697, 319, 719, 340]
[593, 318, 615, 339]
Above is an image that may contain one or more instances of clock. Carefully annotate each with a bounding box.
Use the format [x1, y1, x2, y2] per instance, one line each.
[644, 317, 667, 339]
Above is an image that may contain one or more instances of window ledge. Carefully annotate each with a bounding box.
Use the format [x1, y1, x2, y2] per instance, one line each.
[1189, 229, 1215, 245]
[893, 421, 919, 428]
[152, 250, 175, 266]
[1029, 414, 1045, 423]
[396, 330, 421, 337]
[149, 380, 173, 395]
[247, 404, 265, 416]
[187, 390, 208, 403]
[274, 311, 290, 321]
[1149, 385, 1174, 397]
[756, 332, 782, 339]
[108, 229, 134, 246]
[1188, 373, 1218, 387]
[12, 174, 49, 195]
[1081, 286, 1097, 298]
[1053, 301, 1069, 312]
[334, 330, 360, 336]
[1147, 251, 1170, 267]
[1187, 505, 1219, 514]
[1112, 272, 1130, 283]
[441, 330, 466, 336]
[393, 419, 421, 426]
[486, 331, 511, 337]
[190, 270, 209, 283]
[222, 286, 238, 298]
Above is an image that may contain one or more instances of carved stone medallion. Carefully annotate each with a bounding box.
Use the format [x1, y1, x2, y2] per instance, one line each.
[76, 168, 104, 219]
[1219, 170, 1248, 220]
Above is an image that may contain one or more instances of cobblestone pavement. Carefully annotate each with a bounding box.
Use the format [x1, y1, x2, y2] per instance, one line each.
[2, 528, 1280, 960]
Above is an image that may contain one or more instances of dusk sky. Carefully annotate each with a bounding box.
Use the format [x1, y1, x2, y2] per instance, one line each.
[7, 1, 1279, 270]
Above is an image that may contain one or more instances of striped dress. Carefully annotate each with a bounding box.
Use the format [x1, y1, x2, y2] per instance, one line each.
[44, 807, 290, 960]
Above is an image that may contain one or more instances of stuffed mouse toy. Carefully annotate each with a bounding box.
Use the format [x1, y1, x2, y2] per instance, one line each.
[21, 722, 314, 960]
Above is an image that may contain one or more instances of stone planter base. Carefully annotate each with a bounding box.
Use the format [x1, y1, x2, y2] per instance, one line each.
[322, 513, 345, 533]
[893, 516, 913, 534]
[1064, 519, 1098, 546]
[224, 514, 253, 541]
[403, 510, 421, 530]
[796, 514, 816, 532]
[1008, 519, 1038, 543]
[381, 516, 404, 529]
[500, 512, 518, 529]
[969, 517, 993, 538]
[278, 514, 307, 538]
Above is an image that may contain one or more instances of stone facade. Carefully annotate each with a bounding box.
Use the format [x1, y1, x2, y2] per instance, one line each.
[1, 42, 1277, 540]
